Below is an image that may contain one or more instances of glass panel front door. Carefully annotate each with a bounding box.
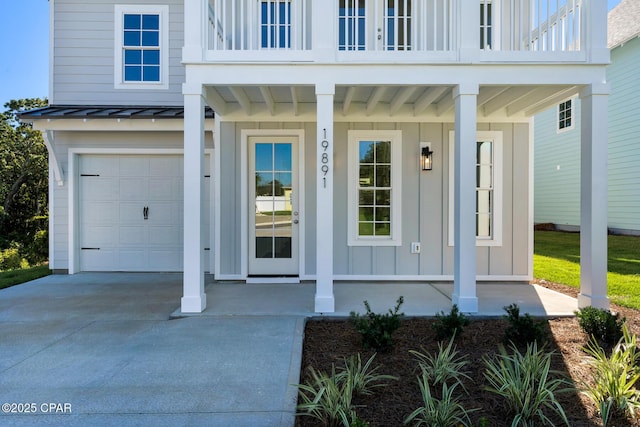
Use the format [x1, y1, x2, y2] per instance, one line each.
[249, 137, 298, 275]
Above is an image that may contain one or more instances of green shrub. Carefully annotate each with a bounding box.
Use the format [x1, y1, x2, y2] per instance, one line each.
[575, 306, 625, 349]
[410, 336, 470, 389]
[404, 372, 476, 427]
[432, 304, 470, 340]
[0, 248, 28, 271]
[581, 324, 640, 427]
[503, 303, 549, 347]
[25, 229, 48, 265]
[350, 296, 404, 352]
[483, 342, 572, 426]
[349, 417, 370, 427]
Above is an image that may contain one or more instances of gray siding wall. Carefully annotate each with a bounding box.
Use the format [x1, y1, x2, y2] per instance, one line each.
[534, 37, 640, 233]
[49, 130, 214, 269]
[52, 0, 184, 106]
[219, 121, 531, 278]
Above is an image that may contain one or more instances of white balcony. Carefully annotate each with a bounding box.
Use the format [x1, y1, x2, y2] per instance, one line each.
[200, 0, 600, 63]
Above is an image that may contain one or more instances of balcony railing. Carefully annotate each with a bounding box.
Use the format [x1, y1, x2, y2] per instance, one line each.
[208, 0, 312, 51]
[481, 0, 582, 52]
[205, 0, 585, 59]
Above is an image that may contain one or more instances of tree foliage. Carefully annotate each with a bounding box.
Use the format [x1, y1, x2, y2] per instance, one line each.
[0, 98, 49, 253]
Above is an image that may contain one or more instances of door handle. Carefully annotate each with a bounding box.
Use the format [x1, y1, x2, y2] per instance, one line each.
[143, 206, 149, 220]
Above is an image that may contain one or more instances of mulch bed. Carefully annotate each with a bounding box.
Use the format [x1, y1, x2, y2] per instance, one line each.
[296, 282, 640, 427]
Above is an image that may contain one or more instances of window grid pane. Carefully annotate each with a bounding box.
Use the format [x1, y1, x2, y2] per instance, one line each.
[261, 2, 292, 49]
[358, 140, 392, 237]
[480, 3, 493, 49]
[385, 0, 412, 51]
[476, 141, 493, 239]
[558, 100, 572, 130]
[123, 13, 161, 83]
[339, 0, 366, 51]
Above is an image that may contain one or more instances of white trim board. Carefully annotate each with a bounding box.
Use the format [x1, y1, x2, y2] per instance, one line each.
[31, 119, 215, 132]
[309, 275, 533, 282]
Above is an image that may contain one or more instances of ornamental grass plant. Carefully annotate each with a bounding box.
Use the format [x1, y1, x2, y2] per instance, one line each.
[409, 335, 471, 390]
[483, 342, 572, 426]
[296, 353, 396, 427]
[581, 324, 640, 427]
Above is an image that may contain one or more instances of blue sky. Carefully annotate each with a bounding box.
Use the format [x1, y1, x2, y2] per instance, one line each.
[0, 0, 624, 109]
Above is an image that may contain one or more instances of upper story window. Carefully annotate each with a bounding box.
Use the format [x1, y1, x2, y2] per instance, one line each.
[558, 99, 574, 132]
[480, 2, 493, 49]
[339, 0, 366, 51]
[348, 130, 402, 246]
[339, 0, 411, 51]
[448, 131, 503, 246]
[114, 5, 169, 90]
[261, 1, 292, 48]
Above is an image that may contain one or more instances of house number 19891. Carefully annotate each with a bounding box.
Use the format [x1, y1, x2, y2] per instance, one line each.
[321, 128, 330, 188]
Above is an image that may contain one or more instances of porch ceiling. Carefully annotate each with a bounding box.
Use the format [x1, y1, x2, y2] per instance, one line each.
[204, 84, 579, 121]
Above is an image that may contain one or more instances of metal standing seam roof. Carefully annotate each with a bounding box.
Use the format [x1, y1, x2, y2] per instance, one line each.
[19, 105, 215, 120]
[608, 0, 640, 49]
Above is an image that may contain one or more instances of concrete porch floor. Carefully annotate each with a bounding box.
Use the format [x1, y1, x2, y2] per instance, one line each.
[183, 279, 578, 318]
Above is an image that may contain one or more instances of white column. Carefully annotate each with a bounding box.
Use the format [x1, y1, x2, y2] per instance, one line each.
[182, 88, 207, 313]
[585, 0, 610, 63]
[453, 83, 479, 313]
[183, 0, 204, 62]
[578, 83, 610, 310]
[458, 0, 480, 61]
[311, 0, 336, 61]
[315, 83, 335, 312]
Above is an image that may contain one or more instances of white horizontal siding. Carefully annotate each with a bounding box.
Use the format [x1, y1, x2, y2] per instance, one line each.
[52, 0, 184, 106]
[534, 103, 581, 227]
[607, 37, 640, 231]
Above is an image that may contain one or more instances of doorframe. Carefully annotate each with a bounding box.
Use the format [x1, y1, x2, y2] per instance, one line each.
[68, 148, 214, 274]
[240, 129, 306, 279]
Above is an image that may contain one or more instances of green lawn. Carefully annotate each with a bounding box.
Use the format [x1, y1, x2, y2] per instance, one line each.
[0, 265, 51, 290]
[534, 230, 640, 309]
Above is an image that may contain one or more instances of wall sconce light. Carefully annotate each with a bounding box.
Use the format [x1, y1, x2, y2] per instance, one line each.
[420, 143, 433, 171]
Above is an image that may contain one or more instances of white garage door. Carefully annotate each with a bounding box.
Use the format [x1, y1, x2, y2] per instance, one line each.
[78, 154, 210, 272]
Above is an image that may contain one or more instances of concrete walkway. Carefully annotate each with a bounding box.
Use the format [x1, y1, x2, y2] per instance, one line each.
[0, 273, 578, 426]
[0, 274, 302, 426]
[196, 280, 578, 317]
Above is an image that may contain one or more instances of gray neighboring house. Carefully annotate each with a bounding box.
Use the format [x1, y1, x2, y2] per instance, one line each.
[534, 0, 640, 235]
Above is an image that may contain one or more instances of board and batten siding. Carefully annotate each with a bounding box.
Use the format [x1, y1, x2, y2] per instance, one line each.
[52, 0, 184, 106]
[534, 36, 640, 233]
[218, 121, 531, 278]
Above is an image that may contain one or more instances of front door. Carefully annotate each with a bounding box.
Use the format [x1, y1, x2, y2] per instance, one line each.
[248, 137, 299, 275]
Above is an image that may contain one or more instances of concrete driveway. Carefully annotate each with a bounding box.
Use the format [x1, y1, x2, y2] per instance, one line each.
[0, 273, 303, 426]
